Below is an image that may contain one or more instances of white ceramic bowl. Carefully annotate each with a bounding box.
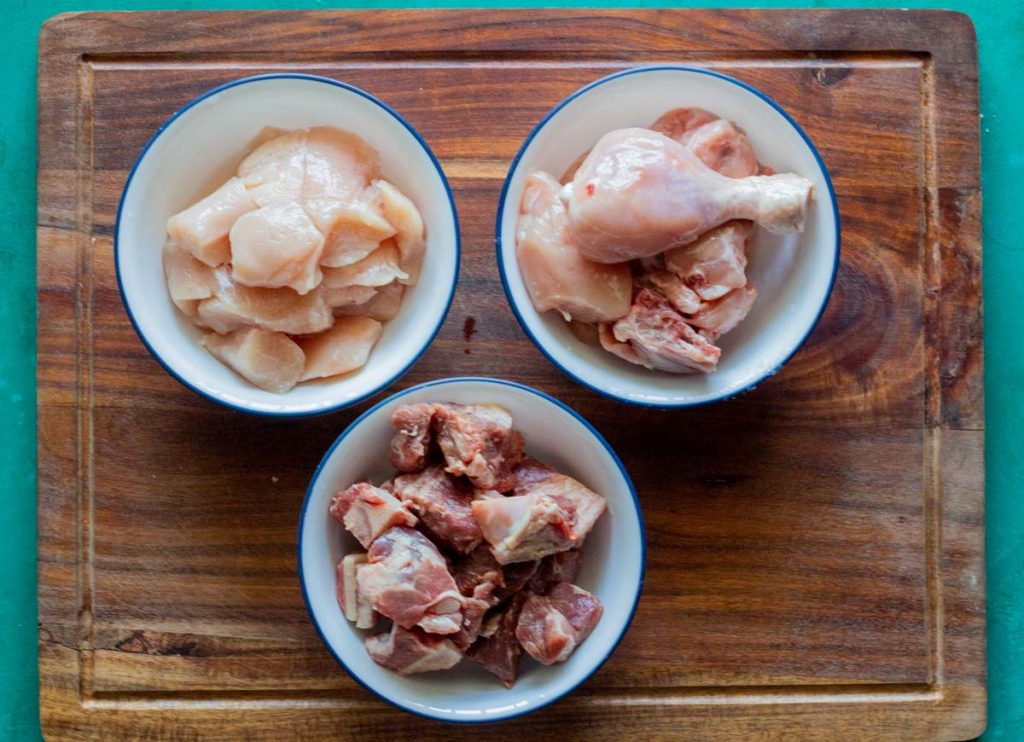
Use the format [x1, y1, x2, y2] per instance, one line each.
[298, 377, 644, 722]
[116, 74, 459, 416]
[497, 66, 840, 408]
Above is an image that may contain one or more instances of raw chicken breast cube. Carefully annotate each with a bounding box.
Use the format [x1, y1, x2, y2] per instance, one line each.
[663, 221, 752, 302]
[166, 177, 256, 267]
[516, 170, 632, 323]
[198, 268, 333, 335]
[365, 624, 462, 675]
[358, 526, 465, 635]
[237, 129, 307, 207]
[374, 180, 425, 284]
[329, 483, 417, 550]
[466, 592, 528, 687]
[202, 328, 305, 394]
[473, 459, 605, 564]
[324, 285, 378, 310]
[305, 197, 395, 268]
[302, 126, 380, 202]
[230, 202, 325, 295]
[433, 403, 525, 492]
[335, 553, 377, 630]
[391, 465, 483, 554]
[336, 281, 405, 322]
[389, 402, 437, 472]
[610, 288, 722, 373]
[163, 241, 218, 318]
[321, 240, 408, 289]
[297, 316, 383, 381]
[515, 582, 603, 665]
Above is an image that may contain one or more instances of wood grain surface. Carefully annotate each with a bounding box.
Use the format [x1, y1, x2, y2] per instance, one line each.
[36, 9, 984, 740]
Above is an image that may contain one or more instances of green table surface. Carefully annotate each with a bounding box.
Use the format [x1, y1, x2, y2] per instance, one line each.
[3, 1, 1020, 739]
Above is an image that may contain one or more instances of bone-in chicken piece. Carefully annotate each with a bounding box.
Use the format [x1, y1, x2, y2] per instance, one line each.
[329, 483, 417, 549]
[202, 328, 305, 394]
[229, 202, 324, 295]
[321, 240, 408, 289]
[565, 128, 812, 263]
[197, 268, 333, 335]
[433, 404, 525, 492]
[389, 403, 437, 472]
[516, 171, 632, 323]
[297, 315, 383, 381]
[644, 270, 703, 314]
[689, 283, 758, 337]
[466, 592, 528, 687]
[358, 526, 464, 634]
[515, 582, 604, 665]
[374, 180, 425, 284]
[471, 462, 605, 565]
[652, 108, 758, 179]
[166, 177, 257, 266]
[609, 288, 722, 373]
[163, 241, 218, 318]
[663, 220, 752, 301]
[305, 197, 395, 268]
[391, 465, 483, 554]
[365, 624, 462, 675]
[335, 553, 377, 630]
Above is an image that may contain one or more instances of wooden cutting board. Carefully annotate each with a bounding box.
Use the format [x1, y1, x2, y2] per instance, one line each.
[36, 9, 984, 740]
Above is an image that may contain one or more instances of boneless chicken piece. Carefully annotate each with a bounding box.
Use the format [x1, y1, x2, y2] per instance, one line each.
[302, 126, 380, 202]
[358, 526, 465, 634]
[472, 462, 605, 565]
[609, 289, 721, 373]
[515, 171, 632, 323]
[163, 241, 218, 318]
[321, 240, 408, 289]
[663, 220, 752, 301]
[389, 403, 437, 472]
[329, 483, 417, 549]
[324, 285, 379, 311]
[515, 582, 604, 665]
[391, 465, 483, 554]
[335, 553, 377, 630]
[197, 268, 333, 335]
[338, 281, 405, 322]
[202, 328, 304, 394]
[229, 202, 325, 295]
[166, 177, 257, 266]
[237, 129, 307, 207]
[365, 624, 462, 675]
[565, 128, 812, 263]
[688, 283, 758, 337]
[433, 404, 525, 492]
[304, 197, 395, 268]
[466, 593, 528, 687]
[374, 180, 425, 284]
[297, 315, 383, 381]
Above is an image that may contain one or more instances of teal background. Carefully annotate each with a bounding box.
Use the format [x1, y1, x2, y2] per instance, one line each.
[2, 1, 1019, 738]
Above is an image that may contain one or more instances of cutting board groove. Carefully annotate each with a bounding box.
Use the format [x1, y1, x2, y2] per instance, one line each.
[38, 9, 983, 740]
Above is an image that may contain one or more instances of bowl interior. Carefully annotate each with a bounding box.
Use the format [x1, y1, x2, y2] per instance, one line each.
[117, 75, 458, 415]
[298, 378, 643, 722]
[498, 67, 838, 407]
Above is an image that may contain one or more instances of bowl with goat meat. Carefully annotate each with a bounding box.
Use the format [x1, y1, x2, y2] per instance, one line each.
[298, 377, 644, 722]
[497, 65, 840, 407]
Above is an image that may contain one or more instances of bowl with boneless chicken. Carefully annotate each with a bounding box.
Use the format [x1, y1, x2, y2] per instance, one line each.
[116, 74, 459, 416]
[497, 66, 840, 407]
[298, 377, 644, 722]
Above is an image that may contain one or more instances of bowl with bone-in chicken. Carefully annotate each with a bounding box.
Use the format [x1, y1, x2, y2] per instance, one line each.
[497, 66, 839, 407]
[116, 74, 458, 416]
[298, 377, 644, 722]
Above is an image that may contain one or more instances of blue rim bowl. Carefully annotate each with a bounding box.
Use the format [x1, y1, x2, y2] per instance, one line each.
[496, 66, 840, 408]
[297, 377, 645, 723]
[116, 73, 459, 417]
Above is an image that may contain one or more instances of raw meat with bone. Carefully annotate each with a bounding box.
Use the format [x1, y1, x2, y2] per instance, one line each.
[433, 403, 525, 492]
[391, 465, 483, 554]
[329, 483, 417, 550]
[515, 582, 604, 665]
[365, 624, 462, 675]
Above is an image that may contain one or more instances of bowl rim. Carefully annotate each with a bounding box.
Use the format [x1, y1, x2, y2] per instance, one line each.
[296, 376, 646, 723]
[495, 64, 841, 409]
[115, 72, 461, 418]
